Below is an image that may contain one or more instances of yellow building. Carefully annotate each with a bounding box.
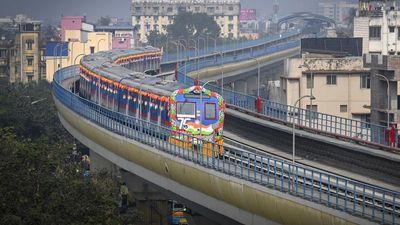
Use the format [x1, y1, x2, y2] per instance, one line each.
[9, 21, 42, 83]
[131, 0, 240, 41]
[282, 56, 371, 121]
[45, 31, 112, 82]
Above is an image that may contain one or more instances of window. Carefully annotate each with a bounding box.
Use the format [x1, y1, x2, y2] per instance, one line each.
[326, 75, 337, 85]
[167, 7, 173, 13]
[26, 40, 33, 50]
[340, 105, 347, 113]
[135, 7, 141, 12]
[177, 102, 196, 118]
[360, 75, 370, 89]
[195, 6, 200, 11]
[306, 105, 318, 120]
[229, 16, 233, 21]
[205, 103, 216, 120]
[27, 73, 33, 82]
[153, 7, 159, 12]
[154, 24, 159, 31]
[389, 26, 395, 32]
[228, 24, 234, 30]
[398, 27, 400, 39]
[306, 74, 314, 89]
[26, 56, 33, 66]
[207, 7, 215, 13]
[178, 6, 186, 12]
[228, 6, 233, 11]
[90, 46, 95, 54]
[154, 16, 159, 23]
[369, 26, 381, 40]
[136, 16, 140, 21]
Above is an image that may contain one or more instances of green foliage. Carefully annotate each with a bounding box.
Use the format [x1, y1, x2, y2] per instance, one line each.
[0, 80, 143, 225]
[147, 30, 168, 48]
[167, 12, 220, 39]
[97, 16, 112, 26]
[41, 25, 60, 45]
[0, 80, 70, 143]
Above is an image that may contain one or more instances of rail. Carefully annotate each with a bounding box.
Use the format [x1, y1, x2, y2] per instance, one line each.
[54, 66, 399, 225]
[175, 41, 399, 151]
[162, 30, 300, 63]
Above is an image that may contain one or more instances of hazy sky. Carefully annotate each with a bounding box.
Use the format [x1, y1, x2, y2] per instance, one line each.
[0, 0, 322, 24]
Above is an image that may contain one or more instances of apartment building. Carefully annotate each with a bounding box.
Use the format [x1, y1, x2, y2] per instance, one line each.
[282, 56, 370, 121]
[131, 0, 240, 41]
[318, 1, 358, 27]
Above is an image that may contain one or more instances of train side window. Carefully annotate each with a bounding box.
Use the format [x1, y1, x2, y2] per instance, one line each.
[177, 102, 196, 118]
[205, 103, 216, 120]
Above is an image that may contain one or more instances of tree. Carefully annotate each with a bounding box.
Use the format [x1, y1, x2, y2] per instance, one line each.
[41, 25, 60, 45]
[167, 12, 220, 40]
[97, 16, 112, 26]
[146, 30, 168, 48]
[0, 79, 143, 225]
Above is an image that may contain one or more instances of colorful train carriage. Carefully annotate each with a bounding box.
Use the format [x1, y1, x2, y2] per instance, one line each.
[169, 84, 225, 157]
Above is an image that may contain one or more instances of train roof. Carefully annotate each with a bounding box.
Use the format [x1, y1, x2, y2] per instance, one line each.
[80, 46, 185, 97]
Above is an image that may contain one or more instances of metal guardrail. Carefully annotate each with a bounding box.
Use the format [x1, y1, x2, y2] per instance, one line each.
[162, 30, 300, 63]
[54, 67, 399, 225]
[174, 39, 399, 150]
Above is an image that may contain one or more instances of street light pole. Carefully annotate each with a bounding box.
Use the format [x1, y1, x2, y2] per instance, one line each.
[292, 95, 315, 165]
[214, 51, 224, 96]
[72, 53, 86, 94]
[117, 77, 134, 112]
[375, 74, 390, 128]
[249, 57, 260, 97]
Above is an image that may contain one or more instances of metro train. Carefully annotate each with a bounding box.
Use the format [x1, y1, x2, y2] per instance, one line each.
[78, 47, 225, 157]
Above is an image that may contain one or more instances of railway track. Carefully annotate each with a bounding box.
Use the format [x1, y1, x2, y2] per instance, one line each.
[225, 114, 400, 186]
[223, 138, 400, 224]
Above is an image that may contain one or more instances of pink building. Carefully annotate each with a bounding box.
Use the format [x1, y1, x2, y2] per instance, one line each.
[61, 16, 85, 41]
[112, 36, 131, 49]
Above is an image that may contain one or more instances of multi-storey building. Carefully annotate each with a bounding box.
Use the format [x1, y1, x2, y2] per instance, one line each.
[282, 56, 370, 121]
[131, 0, 240, 42]
[12, 21, 42, 83]
[318, 1, 358, 27]
[281, 38, 370, 121]
[95, 24, 138, 49]
[354, 0, 400, 55]
[0, 15, 43, 84]
[353, 0, 400, 127]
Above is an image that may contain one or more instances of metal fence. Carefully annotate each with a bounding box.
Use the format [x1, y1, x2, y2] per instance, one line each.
[54, 67, 399, 225]
[162, 30, 300, 63]
[174, 40, 398, 149]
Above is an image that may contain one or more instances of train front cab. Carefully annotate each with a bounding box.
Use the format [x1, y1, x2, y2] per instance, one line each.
[169, 86, 225, 158]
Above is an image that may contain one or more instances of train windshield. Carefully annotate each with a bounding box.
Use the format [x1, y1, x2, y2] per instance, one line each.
[205, 103, 216, 120]
[177, 102, 196, 118]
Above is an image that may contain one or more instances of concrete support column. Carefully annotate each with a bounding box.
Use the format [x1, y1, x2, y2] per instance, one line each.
[122, 171, 170, 225]
[90, 149, 119, 176]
